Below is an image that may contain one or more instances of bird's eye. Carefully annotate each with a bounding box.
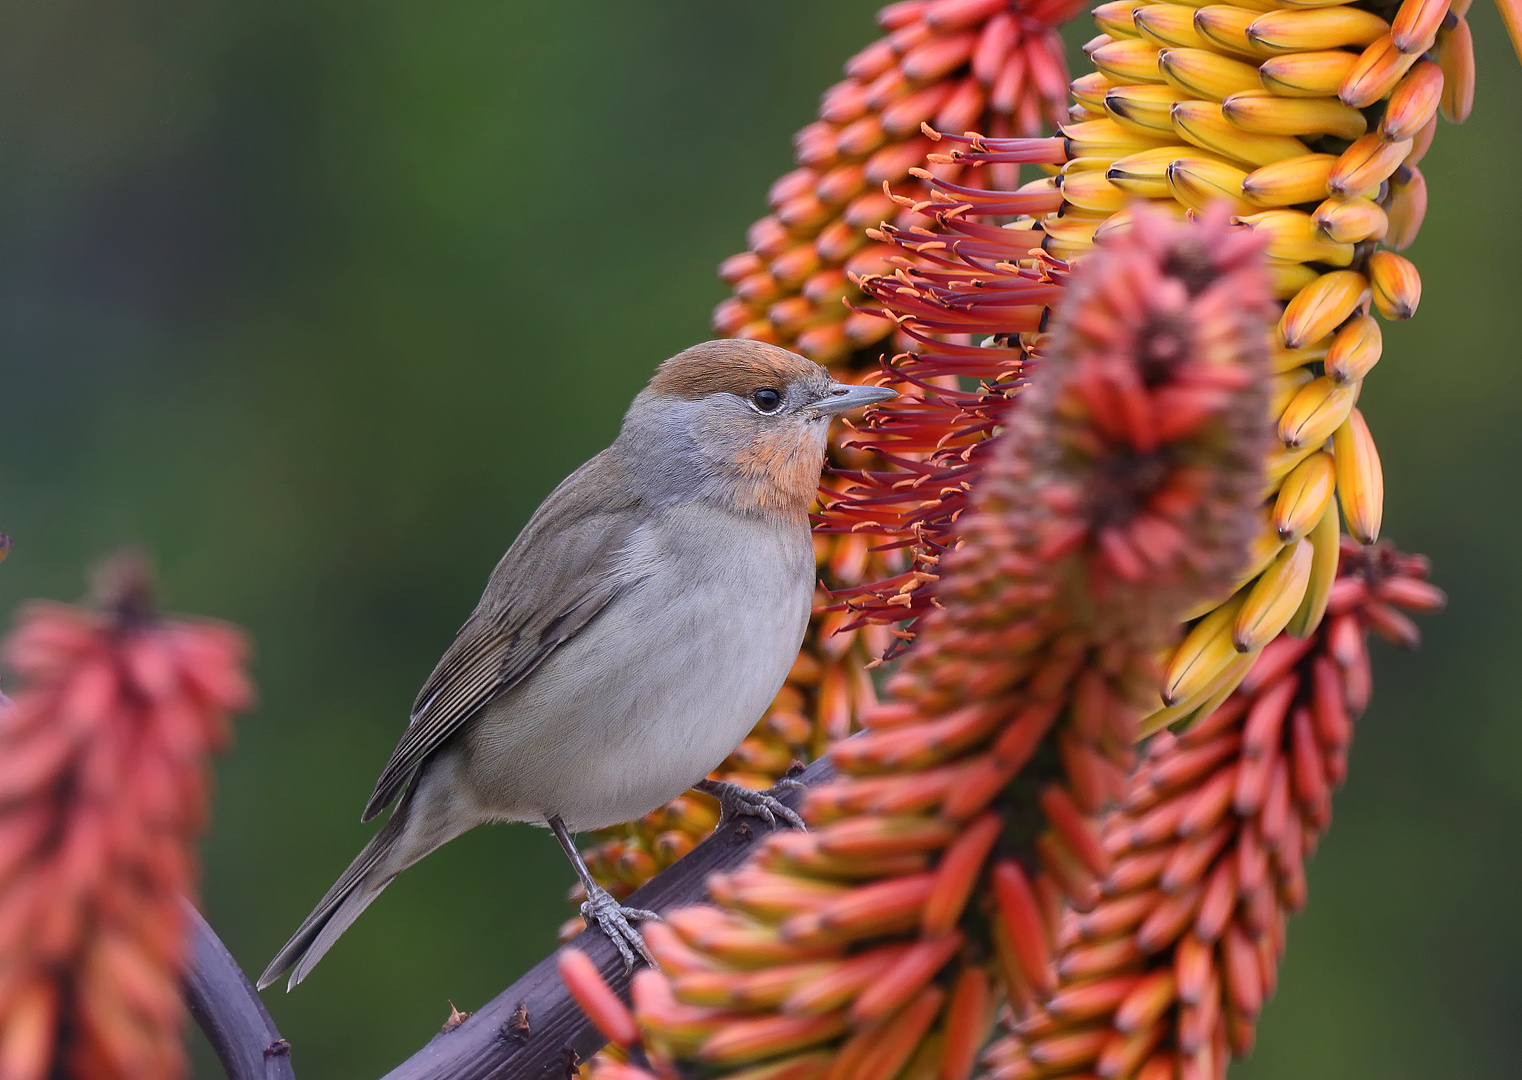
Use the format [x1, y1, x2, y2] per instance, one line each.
[751, 388, 783, 413]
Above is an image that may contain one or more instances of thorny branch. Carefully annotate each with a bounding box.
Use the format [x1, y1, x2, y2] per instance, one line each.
[182, 900, 295, 1080]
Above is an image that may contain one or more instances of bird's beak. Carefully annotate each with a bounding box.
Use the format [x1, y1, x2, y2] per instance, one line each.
[810, 382, 898, 416]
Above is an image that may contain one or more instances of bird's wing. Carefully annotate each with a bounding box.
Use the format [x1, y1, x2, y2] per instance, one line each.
[361, 450, 644, 821]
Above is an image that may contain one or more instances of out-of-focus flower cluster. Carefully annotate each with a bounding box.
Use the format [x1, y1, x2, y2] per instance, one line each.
[561, 209, 1274, 1080]
[0, 557, 251, 1080]
[577, 0, 1091, 917]
[979, 539, 1442, 1080]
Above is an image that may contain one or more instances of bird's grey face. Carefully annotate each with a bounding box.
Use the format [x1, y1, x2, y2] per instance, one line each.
[628, 340, 897, 516]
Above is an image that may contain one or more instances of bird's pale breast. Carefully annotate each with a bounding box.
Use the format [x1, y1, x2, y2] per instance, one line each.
[457, 502, 814, 831]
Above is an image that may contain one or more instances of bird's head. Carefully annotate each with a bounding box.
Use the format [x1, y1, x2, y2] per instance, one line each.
[619, 339, 895, 521]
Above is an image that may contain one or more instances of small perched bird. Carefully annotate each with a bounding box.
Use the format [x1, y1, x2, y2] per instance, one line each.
[259, 340, 894, 988]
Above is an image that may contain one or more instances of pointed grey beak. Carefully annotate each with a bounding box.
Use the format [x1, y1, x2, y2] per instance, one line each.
[810, 382, 897, 417]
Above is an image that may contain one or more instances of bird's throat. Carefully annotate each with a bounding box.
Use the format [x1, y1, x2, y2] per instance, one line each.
[723, 425, 828, 523]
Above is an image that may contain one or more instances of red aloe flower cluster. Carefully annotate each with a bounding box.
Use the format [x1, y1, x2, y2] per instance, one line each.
[818, 131, 1073, 639]
[561, 209, 1273, 1080]
[978, 540, 1442, 1080]
[0, 556, 251, 1080]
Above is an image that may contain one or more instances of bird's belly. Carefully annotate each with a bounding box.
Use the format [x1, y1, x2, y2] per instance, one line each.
[461, 516, 812, 832]
[570, 612, 801, 827]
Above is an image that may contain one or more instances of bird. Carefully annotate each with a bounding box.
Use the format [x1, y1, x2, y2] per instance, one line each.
[258, 339, 895, 989]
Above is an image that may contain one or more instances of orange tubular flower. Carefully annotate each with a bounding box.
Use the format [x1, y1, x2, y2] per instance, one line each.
[569, 210, 1275, 1080]
[977, 540, 1443, 1080]
[579, 0, 1088, 915]
[0, 556, 252, 1080]
[820, 132, 1075, 638]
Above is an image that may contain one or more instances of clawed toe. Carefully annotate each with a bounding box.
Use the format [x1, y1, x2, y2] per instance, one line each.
[772, 802, 807, 830]
[696, 778, 807, 832]
[581, 889, 659, 973]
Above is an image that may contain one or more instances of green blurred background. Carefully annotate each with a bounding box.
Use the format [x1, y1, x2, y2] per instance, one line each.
[1, 2, 1518, 1077]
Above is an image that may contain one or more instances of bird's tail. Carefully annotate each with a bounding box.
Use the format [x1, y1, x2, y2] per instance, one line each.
[257, 797, 412, 992]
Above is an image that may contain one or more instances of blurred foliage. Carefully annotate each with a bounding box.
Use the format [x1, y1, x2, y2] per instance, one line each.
[0, 1, 1516, 1078]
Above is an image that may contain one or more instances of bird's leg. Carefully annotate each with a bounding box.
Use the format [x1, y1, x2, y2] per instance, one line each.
[548, 815, 659, 973]
[694, 776, 807, 832]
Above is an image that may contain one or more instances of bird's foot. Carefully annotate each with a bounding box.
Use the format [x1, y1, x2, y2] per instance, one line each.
[580, 886, 659, 973]
[695, 777, 806, 831]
